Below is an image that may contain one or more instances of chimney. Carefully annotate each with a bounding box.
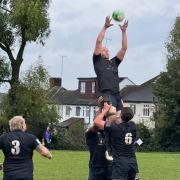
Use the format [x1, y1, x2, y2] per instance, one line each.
[49, 77, 62, 88]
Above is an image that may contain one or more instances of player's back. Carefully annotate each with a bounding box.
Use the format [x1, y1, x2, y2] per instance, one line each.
[110, 121, 136, 159]
[85, 130, 108, 168]
[0, 130, 38, 178]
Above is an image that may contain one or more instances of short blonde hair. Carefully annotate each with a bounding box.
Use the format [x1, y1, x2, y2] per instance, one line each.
[108, 106, 116, 114]
[9, 116, 25, 131]
[105, 106, 117, 119]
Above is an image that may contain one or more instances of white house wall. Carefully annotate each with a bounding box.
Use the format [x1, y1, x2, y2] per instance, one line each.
[58, 104, 99, 125]
[57, 102, 155, 129]
[124, 102, 155, 129]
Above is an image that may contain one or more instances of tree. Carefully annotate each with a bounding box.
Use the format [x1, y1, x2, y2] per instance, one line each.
[153, 16, 180, 150]
[137, 123, 151, 145]
[53, 121, 87, 150]
[0, 56, 10, 84]
[0, 0, 50, 108]
[1, 62, 59, 139]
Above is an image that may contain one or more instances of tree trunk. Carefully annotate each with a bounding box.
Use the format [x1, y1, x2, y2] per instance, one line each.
[8, 59, 22, 117]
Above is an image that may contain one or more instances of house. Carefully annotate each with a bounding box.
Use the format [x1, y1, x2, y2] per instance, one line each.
[59, 117, 84, 129]
[0, 75, 159, 128]
[119, 77, 136, 89]
[49, 77, 99, 125]
[121, 76, 159, 128]
[49, 77, 135, 125]
[49, 76, 159, 128]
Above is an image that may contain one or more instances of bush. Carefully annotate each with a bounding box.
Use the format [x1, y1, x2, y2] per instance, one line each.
[135, 123, 153, 151]
[51, 122, 87, 151]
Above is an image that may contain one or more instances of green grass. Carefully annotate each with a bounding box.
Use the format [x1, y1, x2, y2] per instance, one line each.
[0, 151, 180, 180]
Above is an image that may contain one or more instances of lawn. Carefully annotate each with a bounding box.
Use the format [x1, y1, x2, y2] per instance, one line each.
[0, 151, 180, 180]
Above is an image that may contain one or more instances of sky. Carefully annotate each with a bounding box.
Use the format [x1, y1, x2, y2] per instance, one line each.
[1, 0, 180, 92]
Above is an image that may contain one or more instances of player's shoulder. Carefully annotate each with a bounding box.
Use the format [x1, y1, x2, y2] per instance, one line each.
[128, 121, 136, 125]
[0, 133, 6, 141]
[24, 132, 37, 140]
[128, 120, 135, 125]
[0, 132, 6, 138]
[111, 121, 118, 127]
[128, 121, 136, 128]
[111, 56, 122, 64]
[25, 132, 41, 146]
[106, 121, 117, 130]
[0, 131, 12, 139]
[93, 53, 102, 62]
[93, 53, 101, 58]
[85, 128, 96, 138]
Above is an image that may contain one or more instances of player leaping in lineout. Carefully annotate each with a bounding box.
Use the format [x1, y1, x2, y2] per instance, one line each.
[93, 15, 128, 160]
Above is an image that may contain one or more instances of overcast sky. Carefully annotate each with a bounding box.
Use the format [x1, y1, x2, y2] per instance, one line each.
[1, 0, 180, 92]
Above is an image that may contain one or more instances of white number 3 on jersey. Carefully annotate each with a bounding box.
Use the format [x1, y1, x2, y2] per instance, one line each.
[125, 133, 133, 145]
[11, 140, 20, 155]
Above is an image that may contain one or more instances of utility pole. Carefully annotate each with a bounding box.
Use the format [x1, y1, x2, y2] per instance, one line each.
[60, 55, 67, 86]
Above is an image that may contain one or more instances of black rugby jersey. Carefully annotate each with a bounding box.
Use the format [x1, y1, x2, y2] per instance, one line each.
[0, 130, 40, 178]
[104, 121, 136, 159]
[85, 130, 108, 168]
[93, 54, 122, 95]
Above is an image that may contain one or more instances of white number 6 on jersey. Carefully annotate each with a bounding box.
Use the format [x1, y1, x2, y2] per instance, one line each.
[125, 133, 133, 145]
[11, 140, 20, 155]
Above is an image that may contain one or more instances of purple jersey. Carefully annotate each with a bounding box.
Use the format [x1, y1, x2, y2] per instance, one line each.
[44, 130, 51, 143]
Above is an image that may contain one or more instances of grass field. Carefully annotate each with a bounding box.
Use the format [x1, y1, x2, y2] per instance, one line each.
[0, 151, 180, 180]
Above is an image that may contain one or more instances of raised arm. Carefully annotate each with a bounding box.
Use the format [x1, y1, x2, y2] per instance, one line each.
[94, 16, 113, 55]
[116, 20, 128, 61]
[93, 103, 112, 130]
[36, 144, 52, 159]
[86, 108, 102, 133]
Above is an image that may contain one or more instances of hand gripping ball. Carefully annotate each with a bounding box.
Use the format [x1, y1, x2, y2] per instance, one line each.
[112, 10, 125, 22]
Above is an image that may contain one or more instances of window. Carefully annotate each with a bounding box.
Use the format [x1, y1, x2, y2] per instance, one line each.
[82, 106, 86, 116]
[66, 106, 71, 116]
[80, 82, 86, 94]
[143, 104, 150, 117]
[76, 106, 81, 116]
[86, 106, 90, 117]
[130, 104, 136, 115]
[92, 82, 95, 94]
[93, 107, 97, 117]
